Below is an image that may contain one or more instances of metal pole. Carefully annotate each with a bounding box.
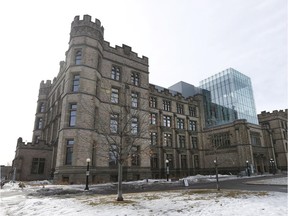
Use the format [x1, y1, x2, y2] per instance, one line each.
[246, 161, 250, 177]
[166, 160, 169, 181]
[84, 158, 90, 191]
[214, 160, 220, 191]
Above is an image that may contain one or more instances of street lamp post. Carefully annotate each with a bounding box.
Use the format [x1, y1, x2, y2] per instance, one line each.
[166, 159, 169, 181]
[214, 160, 220, 191]
[270, 158, 275, 175]
[84, 158, 91, 191]
[246, 160, 250, 177]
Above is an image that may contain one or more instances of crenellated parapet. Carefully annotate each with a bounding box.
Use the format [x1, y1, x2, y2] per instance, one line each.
[70, 14, 104, 43]
[16, 137, 52, 150]
[39, 80, 53, 95]
[259, 109, 288, 118]
[103, 42, 148, 65]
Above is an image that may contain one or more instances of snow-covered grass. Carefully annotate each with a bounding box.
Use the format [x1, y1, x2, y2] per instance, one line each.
[1, 175, 287, 216]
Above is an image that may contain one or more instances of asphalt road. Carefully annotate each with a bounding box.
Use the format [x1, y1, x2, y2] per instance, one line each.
[187, 175, 287, 193]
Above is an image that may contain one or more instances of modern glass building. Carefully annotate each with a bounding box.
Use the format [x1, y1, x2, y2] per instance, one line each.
[199, 68, 258, 125]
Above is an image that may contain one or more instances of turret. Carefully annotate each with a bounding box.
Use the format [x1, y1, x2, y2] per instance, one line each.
[70, 15, 104, 43]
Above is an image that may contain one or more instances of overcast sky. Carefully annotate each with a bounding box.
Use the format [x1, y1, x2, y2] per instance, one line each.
[0, 0, 287, 165]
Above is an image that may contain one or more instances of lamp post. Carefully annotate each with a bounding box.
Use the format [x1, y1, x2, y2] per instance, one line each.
[246, 160, 250, 177]
[270, 158, 275, 175]
[214, 159, 220, 191]
[84, 158, 91, 191]
[166, 159, 169, 181]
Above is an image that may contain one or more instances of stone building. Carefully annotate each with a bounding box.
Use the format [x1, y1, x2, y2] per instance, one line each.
[13, 138, 53, 181]
[258, 109, 288, 171]
[11, 15, 286, 183]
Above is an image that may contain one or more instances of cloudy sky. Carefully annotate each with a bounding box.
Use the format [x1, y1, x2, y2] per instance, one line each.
[0, 0, 286, 165]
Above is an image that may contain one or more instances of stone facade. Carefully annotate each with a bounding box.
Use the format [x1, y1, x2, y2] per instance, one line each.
[258, 109, 288, 171]
[13, 138, 53, 181]
[11, 15, 287, 183]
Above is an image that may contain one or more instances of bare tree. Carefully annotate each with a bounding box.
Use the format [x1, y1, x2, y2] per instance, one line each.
[78, 80, 150, 201]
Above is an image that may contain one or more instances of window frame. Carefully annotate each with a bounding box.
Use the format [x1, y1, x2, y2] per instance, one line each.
[72, 74, 80, 92]
[75, 50, 82, 65]
[111, 65, 121, 81]
[65, 139, 74, 165]
[69, 104, 77, 127]
[111, 88, 119, 104]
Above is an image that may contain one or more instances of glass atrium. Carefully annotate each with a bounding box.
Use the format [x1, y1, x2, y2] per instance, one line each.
[199, 68, 258, 125]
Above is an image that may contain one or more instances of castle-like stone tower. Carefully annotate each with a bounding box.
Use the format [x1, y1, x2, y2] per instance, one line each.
[30, 15, 150, 183]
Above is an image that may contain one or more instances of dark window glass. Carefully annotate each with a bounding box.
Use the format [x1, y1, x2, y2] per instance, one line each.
[131, 146, 140, 166]
[163, 100, 171, 111]
[69, 104, 77, 127]
[164, 133, 172, 147]
[109, 144, 118, 166]
[131, 92, 138, 108]
[72, 75, 80, 92]
[149, 97, 157, 108]
[31, 158, 45, 174]
[177, 103, 184, 114]
[111, 66, 120, 80]
[131, 117, 138, 135]
[110, 114, 119, 133]
[65, 139, 74, 165]
[111, 88, 119, 103]
[75, 51, 82, 65]
[163, 115, 171, 127]
[150, 132, 157, 145]
[150, 113, 157, 125]
[177, 118, 185, 129]
[131, 72, 140, 86]
[179, 135, 185, 148]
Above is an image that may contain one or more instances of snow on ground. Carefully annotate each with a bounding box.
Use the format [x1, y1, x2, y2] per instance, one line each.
[1, 175, 287, 216]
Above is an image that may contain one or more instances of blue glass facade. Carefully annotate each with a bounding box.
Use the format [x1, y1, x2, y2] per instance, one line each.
[199, 68, 258, 125]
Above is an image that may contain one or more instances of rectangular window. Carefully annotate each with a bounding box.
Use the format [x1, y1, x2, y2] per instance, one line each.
[111, 88, 119, 103]
[31, 158, 45, 174]
[75, 51, 82, 65]
[65, 139, 74, 165]
[179, 135, 185, 148]
[72, 75, 80, 92]
[37, 118, 43, 129]
[194, 155, 199, 168]
[189, 120, 197, 131]
[177, 103, 184, 114]
[131, 72, 140, 86]
[131, 92, 138, 108]
[163, 100, 171, 111]
[164, 133, 172, 147]
[151, 154, 158, 169]
[35, 135, 40, 144]
[69, 104, 77, 127]
[38, 103, 45, 113]
[111, 66, 120, 80]
[189, 106, 196, 117]
[150, 132, 157, 145]
[177, 118, 185, 129]
[131, 146, 140, 166]
[150, 113, 157, 125]
[163, 115, 171, 127]
[191, 137, 198, 149]
[149, 97, 157, 108]
[212, 132, 231, 148]
[181, 155, 187, 169]
[250, 132, 261, 146]
[110, 114, 119, 133]
[131, 117, 138, 135]
[109, 144, 118, 166]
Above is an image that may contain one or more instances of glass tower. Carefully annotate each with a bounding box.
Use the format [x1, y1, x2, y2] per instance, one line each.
[199, 68, 258, 125]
